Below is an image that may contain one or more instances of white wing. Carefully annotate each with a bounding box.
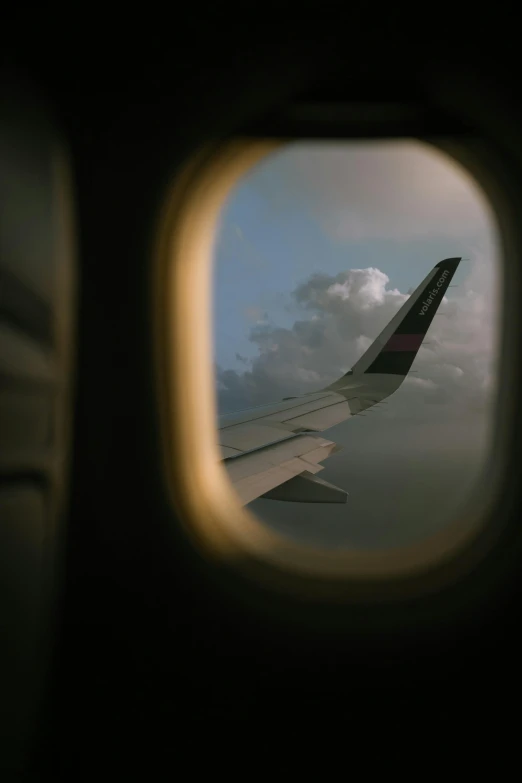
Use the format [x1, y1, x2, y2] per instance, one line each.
[218, 258, 461, 505]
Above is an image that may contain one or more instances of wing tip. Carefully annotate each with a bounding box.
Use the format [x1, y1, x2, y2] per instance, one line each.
[435, 257, 461, 271]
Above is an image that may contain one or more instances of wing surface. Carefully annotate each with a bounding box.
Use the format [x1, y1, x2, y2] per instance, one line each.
[218, 258, 461, 504]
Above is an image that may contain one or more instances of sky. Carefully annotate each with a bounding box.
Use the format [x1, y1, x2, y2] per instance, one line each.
[212, 140, 500, 550]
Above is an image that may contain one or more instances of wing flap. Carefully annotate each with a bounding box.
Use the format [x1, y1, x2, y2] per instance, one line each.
[260, 471, 348, 504]
[223, 433, 341, 506]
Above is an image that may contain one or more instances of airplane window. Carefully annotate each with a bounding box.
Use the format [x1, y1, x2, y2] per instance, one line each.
[212, 140, 499, 552]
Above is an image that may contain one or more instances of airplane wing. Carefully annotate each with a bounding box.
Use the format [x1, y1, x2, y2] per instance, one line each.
[218, 258, 461, 505]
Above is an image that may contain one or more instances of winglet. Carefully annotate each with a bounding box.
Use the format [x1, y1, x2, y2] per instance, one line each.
[345, 258, 461, 377]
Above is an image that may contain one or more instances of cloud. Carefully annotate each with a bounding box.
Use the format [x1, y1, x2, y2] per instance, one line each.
[243, 305, 263, 322]
[281, 141, 494, 243]
[404, 376, 438, 390]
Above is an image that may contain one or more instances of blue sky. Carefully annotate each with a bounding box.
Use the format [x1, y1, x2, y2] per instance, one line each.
[213, 142, 478, 376]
